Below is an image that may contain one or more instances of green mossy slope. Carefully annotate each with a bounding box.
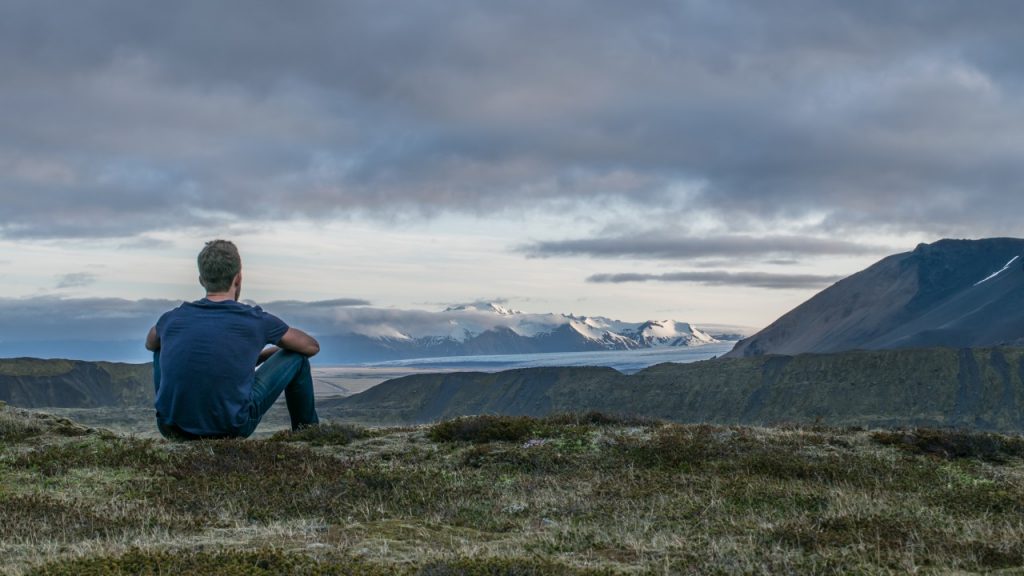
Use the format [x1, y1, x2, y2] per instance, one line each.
[326, 347, 1024, 431]
[0, 359, 151, 408]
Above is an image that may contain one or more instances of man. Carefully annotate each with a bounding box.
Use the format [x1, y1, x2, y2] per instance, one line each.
[145, 239, 320, 439]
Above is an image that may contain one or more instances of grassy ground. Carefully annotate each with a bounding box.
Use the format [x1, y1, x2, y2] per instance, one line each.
[3, 405, 1024, 574]
[38, 403, 296, 439]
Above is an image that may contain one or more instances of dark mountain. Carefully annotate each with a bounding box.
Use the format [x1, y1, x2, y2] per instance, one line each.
[321, 347, 1024, 432]
[0, 358, 152, 408]
[727, 238, 1024, 357]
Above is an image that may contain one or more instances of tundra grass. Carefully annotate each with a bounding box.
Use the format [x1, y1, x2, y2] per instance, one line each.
[3, 407, 1024, 574]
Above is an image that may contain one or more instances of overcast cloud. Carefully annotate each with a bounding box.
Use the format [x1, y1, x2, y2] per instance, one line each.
[587, 271, 844, 290]
[2, 1, 1024, 239]
[523, 235, 889, 261]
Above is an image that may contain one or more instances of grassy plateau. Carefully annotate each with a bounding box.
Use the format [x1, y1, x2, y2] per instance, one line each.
[3, 404, 1024, 574]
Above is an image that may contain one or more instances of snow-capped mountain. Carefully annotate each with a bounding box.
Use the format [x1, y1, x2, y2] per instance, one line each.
[377, 303, 719, 349]
[311, 302, 731, 363]
[444, 302, 522, 316]
[623, 320, 717, 347]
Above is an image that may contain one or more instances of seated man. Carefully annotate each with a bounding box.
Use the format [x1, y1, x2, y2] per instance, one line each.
[145, 239, 320, 439]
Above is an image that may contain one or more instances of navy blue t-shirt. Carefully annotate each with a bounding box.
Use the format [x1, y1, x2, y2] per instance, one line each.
[154, 299, 288, 436]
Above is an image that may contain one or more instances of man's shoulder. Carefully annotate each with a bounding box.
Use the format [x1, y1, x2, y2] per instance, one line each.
[157, 302, 188, 322]
[159, 299, 281, 324]
[233, 300, 275, 318]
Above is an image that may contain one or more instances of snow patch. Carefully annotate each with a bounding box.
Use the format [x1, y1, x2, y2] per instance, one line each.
[974, 255, 1021, 286]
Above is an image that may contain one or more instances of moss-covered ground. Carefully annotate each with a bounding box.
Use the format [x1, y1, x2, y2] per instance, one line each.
[3, 405, 1024, 574]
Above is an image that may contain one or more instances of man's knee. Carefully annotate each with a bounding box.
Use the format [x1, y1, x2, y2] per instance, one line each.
[272, 349, 309, 367]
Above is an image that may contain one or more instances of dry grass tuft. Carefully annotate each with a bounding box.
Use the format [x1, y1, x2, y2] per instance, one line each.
[0, 405, 92, 442]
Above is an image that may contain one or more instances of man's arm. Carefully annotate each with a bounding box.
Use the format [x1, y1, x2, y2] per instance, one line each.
[257, 345, 278, 365]
[145, 326, 160, 351]
[277, 327, 320, 357]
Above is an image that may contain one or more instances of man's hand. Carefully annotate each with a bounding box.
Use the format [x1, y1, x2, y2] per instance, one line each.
[145, 326, 160, 352]
[257, 346, 279, 365]
[278, 328, 320, 357]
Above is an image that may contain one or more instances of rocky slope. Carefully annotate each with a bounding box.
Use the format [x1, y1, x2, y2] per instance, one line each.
[727, 238, 1024, 357]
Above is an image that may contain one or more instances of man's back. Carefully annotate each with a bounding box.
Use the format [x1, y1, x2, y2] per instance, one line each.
[155, 298, 288, 436]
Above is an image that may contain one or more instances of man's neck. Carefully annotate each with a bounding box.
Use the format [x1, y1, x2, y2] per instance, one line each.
[205, 292, 236, 302]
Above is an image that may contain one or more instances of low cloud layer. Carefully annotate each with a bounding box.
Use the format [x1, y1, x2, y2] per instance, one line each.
[523, 235, 888, 261]
[0, 295, 721, 357]
[55, 272, 98, 289]
[587, 271, 843, 290]
[2, 2, 1024, 239]
[0, 296, 369, 344]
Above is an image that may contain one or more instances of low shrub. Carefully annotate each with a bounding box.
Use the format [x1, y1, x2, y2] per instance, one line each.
[0, 409, 48, 441]
[429, 412, 657, 445]
[460, 443, 571, 472]
[28, 550, 611, 576]
[0, 407, 91, 442]
[872, 429, 1024, 462]
[0, 493, 138, 542]
[429, 415, 535, 443]
[13, 437, 166, 475]
[151, 440, 360, 522]
[615, 424, 729, 469]
[774, 513, 932, 552]
[540, 411, 659, 428]
[269, 422, 373, 446]
[26, 548, 390, 576]
[416, 557, 615, 575]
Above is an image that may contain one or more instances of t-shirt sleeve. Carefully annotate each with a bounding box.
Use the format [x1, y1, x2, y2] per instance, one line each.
[154, 309, 173, 336]
[261, 311, 289, 345]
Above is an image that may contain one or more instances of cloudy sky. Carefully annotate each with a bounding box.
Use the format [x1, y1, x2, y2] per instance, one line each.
[2, 0, 1022, 350]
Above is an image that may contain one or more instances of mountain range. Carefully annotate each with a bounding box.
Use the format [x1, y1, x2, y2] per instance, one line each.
[727, 238, 1024, 357]
[314, 302, 728, 363]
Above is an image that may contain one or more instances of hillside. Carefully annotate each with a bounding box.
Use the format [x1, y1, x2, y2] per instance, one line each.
[728, 238, 1024, 357]
[0, 358, 151, 408]
[4, 404, 1024, 574]
[323, 347, 1024, 431]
